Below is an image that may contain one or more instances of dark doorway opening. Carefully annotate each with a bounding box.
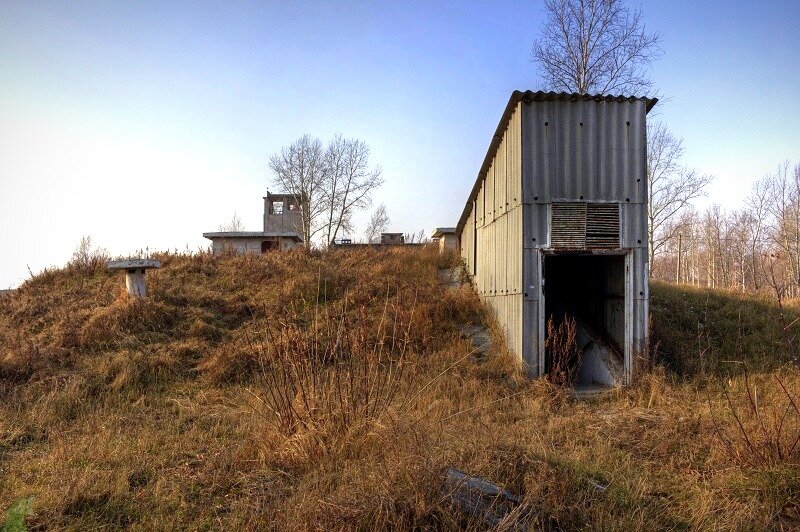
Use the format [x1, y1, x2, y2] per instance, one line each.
[261, 240, 279, 253]
[544, 253, 626, 387]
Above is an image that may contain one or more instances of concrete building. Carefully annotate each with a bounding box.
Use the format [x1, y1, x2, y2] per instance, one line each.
[456, 90, 657, 386]
[204, 192, 304, 256]
[330, 232, 423, 249]
[380, 233, 405, 245]
[431, 227, 458, 252]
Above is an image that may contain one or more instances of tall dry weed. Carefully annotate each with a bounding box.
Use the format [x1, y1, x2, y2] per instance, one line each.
[545, 315, 582, 387]
[711, 367, 800, 468]
[248, 290, 415, 460]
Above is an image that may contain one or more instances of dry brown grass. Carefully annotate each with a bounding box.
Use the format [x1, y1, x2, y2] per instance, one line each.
[1, 248, 799, 529]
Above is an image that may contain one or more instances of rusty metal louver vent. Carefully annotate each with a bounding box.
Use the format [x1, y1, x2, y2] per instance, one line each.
[550, 203, 620, 249]
[551, 203, 586, 249]
[586, 203, 620, 248]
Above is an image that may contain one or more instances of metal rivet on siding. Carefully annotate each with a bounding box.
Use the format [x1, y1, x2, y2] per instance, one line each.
[637, 239, 641, 244]
[640, 291, 644, 296]
[625, 198, 630, 202]
[580, 195, 583, 199]
[626, 121, 630, 126]
[524, 293, 528, 297]
[579, 122, 583, 126]
[544, 121, 548, 126]
[637, 178, 641, 182]
[532, 237, 536, 241]
[534, 196, 539, 201]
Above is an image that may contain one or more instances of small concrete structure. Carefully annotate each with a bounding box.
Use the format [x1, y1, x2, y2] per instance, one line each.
[204, 192, 304, 256]
[107, 259, 161, 298]
[380, 233, 404, 245]
[203, 231, 302, 256]
[431, 227, 458, 252]
[330, 232, 425, 249]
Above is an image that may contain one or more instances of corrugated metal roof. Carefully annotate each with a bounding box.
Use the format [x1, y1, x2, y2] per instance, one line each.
[455, 90, 657, 234]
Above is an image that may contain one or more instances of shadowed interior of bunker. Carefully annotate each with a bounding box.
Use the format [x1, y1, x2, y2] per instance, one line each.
[543, 253, 626, 385]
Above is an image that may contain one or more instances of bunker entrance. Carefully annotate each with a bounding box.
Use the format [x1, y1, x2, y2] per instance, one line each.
[543, 254, 626, 388]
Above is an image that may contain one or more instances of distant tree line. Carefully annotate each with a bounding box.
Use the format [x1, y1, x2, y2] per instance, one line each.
[651, 160, 800, 297]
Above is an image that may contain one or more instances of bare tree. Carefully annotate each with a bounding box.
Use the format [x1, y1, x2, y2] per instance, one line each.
[745, 176, 772, 290]
[269, 134, 383, 248]
[404, 229, 428, 244]
[647, 121, 712, 268]
[322, 135, 383, 245]
[531, 0, 661, 95]
[364, 203, 390, 243]
[218, 212, 244, 232]
[767, 161, 800, 287]
[268, 135, 327, 247]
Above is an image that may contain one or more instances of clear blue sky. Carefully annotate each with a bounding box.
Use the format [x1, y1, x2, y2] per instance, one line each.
[1, 1, 798, 288]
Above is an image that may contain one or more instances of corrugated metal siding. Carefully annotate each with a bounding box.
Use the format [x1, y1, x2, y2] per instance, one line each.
[459, 205, 476, 276]
[520, 98, 649, 380]
[456, 102, 524, 361]
[521, 100, 647, 204]
[621, 202, 647, 249]
[458, 96, 649, 381]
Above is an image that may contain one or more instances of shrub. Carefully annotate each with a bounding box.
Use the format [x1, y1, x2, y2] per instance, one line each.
[711, 367, 800, 468]
[545, 316, 582, 387]
[249, 292, 413, 460]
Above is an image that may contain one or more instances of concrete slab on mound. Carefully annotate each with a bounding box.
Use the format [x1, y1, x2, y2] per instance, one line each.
[107, 259, 161, 270]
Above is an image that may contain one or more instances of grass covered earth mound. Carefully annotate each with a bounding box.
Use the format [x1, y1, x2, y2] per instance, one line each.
[1, 248, 799, 529]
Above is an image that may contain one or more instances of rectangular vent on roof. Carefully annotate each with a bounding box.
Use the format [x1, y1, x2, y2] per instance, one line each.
[550, 202, 620, 249]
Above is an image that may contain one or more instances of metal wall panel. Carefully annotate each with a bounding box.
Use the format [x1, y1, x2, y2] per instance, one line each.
[523, 203, 550, 249]
[631, 247, 650, 300]
[522, 299, 540, 376]
[460, 205, 476, 276]
[522, 247, 541, 301]
[632, 297, 649, 355]
[508, 205, 523, 294]
[477, 185, 485, 228]
[496, 136, 507, 216]
[521, 100, 648, 204]
[508, 107, 522, 209]
[621, 202, 648, 249]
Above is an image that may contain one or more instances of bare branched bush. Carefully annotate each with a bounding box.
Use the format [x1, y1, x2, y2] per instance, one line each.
[711, 368, 800, 468]
[248, 292, 414, 457]
[545, 316, 582, 387]
[68, 235, 108, 272]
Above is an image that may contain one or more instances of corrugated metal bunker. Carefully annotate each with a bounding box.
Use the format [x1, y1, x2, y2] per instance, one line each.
[456, 91, 657, 386]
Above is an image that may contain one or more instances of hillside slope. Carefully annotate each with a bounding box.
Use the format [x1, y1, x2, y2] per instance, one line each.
[2, 249, 799, 530]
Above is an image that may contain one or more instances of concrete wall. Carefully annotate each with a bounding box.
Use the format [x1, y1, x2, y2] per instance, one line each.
[438, 234, 459, 252]
[264, 212, 303, 233]
[211, 237, 301, 257]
